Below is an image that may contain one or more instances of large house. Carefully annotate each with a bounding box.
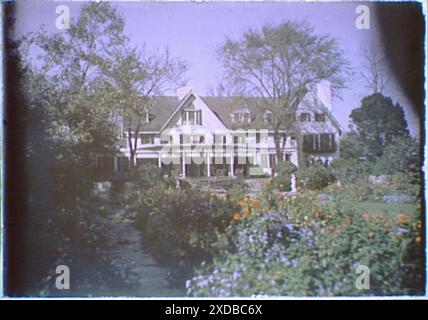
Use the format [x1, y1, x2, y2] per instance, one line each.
[96, 83, 342, 178]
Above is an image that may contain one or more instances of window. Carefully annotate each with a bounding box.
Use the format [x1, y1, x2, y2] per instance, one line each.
[233, 135, 245, 144]
[303, 134, 336, 153]
[117, 157, 129, 172]
[182, 110, 202, 125]
[269, 154, 277, 168]
[140, 134, 155, 144]
[144, 112, 155, 123]
[320, 134, 335, 151]
[242, 112, 251, 123]
[315, 113, 325, 122]
[263, 111, 273, 123]
[192, 135, 205, 144]
[232, 109, 251, 123]
[300, 113, 311, 122]
[161, 135, 172, 144]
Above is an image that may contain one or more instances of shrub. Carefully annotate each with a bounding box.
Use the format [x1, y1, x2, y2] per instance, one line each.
[187, 200, 423, 296]
[136, 163, 166, 188]
[372, 136, 420, 176]
[296, 163, 335, 190]
[270, 161, 297, 192]
[389, 172, 420, 198]
[134, 187, 240, 271]
[274, 161, 298, 176]
[331, 157, 372, 184]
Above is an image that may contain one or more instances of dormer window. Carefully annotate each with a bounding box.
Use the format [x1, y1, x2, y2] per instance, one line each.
[232, 108, 251, 124]
[300, 113, 311, 122]
[144, 112, 155, 124]
[315, 113, 325, 122]
[263, 111, 273, 123]
[182, 109, 202, 125]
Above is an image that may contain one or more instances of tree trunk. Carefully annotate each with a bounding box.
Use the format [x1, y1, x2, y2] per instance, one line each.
[127, 121, 141, 169]
[273, 130, 282, 175]
[127, 129, 137, 168]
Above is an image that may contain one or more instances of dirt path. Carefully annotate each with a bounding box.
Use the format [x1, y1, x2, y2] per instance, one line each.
[103, 207, 184, 296]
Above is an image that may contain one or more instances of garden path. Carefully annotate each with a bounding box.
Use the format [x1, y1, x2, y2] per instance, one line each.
[101, 206, 183, 296]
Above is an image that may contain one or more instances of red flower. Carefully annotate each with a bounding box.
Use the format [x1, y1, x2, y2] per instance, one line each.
[233, 214, 242, 221]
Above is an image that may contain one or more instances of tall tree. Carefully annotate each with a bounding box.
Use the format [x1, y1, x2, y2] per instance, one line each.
[350, 93, 409, 159]
[108, 46, 188, 167]
[217, 21, 348, 161]
[19, 2, 128, 193]
[360, 42, 388, 94]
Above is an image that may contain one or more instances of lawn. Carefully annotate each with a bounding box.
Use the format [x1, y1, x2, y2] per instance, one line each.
[353, 201, 419, 217]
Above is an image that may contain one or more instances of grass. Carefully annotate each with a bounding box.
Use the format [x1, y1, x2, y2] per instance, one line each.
[353, 201, 419, 217]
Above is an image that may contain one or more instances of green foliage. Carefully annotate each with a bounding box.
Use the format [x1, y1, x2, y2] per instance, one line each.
[389, 172, 421, 198]
[187, 194, 423, 296]
[372, 136, 420, 176]
[109, 46, 188, 165]
[331, 157, 372, 184]
[350, 93, 409, 159]
[268, 161, 297, 192]
[217, 20, 349, 160]
[136, 163, 165, 188]
[274, 161, 298, 176]
[134, 187, 240, 269]
[339, 132, 365, 160]
[296, 163, 335, 190]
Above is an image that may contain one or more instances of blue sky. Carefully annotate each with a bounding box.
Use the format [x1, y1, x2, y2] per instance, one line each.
[13, 1, 420, 135]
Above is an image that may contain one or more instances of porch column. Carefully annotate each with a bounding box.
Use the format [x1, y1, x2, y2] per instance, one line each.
[182, 151, 186, 177]
[207, 152, 211, 177]
[158, 152, 162, 168]
[229, 155, 234, 177]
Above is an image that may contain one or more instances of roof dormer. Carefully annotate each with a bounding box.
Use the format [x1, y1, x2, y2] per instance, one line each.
[263, 110, 273, 123]
[144, 112, 155, 124]
[231, 107, 251, 124]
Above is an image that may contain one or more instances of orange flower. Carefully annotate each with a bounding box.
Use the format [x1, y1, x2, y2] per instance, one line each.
[398, 215, 410, 224]
[243, 209, 252, 217]
[362, 212, 370, 221]
[250, 199, 260, 208]
[368, 232, 374, 238]
[239, 199, 246, 206]
[233, 214, 242, 221]
[340, 218, 350, 229]
[314, 210, 325, 219]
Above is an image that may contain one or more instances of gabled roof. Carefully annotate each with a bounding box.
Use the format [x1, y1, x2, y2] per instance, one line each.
[123, 93, 341, 134]
[123, 96, 179, 132]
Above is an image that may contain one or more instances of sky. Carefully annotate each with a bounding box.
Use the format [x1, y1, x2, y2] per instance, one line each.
[13, 1, 421, 136]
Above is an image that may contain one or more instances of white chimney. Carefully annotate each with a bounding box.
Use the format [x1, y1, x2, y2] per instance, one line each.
[176, 86, 193, 100]
[316, 80, 331, 111]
